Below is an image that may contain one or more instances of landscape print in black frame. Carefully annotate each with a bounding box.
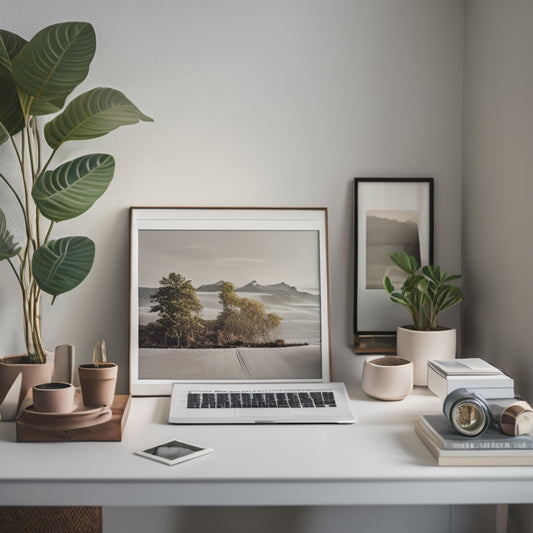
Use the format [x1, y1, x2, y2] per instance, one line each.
[130, 207, 331, 395]
[353, 178, 434, 354]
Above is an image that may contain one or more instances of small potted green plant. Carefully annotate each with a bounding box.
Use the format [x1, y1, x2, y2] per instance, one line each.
[383, 250, 464, 385]
[0, 21, 152, 414]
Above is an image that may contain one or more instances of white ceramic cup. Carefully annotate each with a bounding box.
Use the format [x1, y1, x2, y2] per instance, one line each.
[362, 356, 414, 401]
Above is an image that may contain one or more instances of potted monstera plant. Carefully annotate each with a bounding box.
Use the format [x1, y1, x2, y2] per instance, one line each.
[383, 251, 464, 386]
[0, 21, 153, 414]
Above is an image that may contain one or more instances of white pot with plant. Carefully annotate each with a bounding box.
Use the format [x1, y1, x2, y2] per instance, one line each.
[383, 251, 464, 386]
[0, 22, 153, 416]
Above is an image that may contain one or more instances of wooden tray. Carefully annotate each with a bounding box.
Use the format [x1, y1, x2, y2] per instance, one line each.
[16, 393, 131, 442]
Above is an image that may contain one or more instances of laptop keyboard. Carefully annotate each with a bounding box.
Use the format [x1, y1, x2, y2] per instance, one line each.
[187, 391, 337, 409]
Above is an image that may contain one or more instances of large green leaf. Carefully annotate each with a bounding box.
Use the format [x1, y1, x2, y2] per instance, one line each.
[44, 87, 154, 149]
[32, 236, 95, 297]
[20, 92, 64, 117]
[0, 30, 27, 134]
[32, 153, 115, 222]
[0, 207, 21, 260]
[0, 75, 24, 134]
[11, 22, 95, 104]
[0, 29, 27, 75]
[0, 121, 9, 145]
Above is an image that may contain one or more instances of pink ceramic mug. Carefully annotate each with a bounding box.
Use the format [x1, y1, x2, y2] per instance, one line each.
[33, 382, 75, 413]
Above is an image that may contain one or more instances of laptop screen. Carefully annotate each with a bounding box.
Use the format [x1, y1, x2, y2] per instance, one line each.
[130, 208, 331, 396]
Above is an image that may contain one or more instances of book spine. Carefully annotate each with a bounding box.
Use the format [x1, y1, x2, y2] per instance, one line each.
[442, 440, 532, 450]
[418, 416, 533, 450]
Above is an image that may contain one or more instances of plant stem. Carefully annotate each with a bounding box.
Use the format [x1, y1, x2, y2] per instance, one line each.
[14, 109, 47, 363]
[0, 171, 26, 217]
[7, 257, 23, 288]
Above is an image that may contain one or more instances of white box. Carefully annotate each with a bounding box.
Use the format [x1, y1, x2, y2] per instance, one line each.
[427, 358, 515, 401]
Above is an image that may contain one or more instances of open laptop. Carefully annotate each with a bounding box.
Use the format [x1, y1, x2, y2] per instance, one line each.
[168, 381, 355, 424]
[129, 208, 356, 424]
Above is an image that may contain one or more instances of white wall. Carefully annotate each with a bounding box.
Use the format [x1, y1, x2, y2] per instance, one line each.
[463, 1, 533, 531]
[2, 1, 465, 532]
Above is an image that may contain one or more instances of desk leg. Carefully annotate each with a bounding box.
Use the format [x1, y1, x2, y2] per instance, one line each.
[496, 504, 508, 533]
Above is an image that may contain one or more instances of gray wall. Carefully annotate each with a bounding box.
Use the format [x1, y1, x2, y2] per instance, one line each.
[463, 0, 533, 399]
[463, 1, 533, 531]
[1, 0, 463, 392]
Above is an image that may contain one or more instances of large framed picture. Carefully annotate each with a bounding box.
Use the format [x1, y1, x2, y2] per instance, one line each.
[130, 207, 331, 395]
[353, 178, 434, 353]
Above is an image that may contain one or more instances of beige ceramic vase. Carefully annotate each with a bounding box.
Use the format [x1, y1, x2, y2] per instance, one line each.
[78, 363, 118, 407]
[362, 356, 414, 401]
[0, 352, 54, 419]
[396, 326, 456, 386]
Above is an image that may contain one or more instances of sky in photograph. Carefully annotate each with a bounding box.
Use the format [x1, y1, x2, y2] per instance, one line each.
[138, 229, 320, 290]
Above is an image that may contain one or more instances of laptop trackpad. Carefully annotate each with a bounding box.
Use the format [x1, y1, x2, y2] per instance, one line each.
[236, 408, 294, 422]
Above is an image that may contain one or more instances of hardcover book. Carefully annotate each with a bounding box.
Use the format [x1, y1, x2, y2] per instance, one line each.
[428, 358, 503, 376]
[416, 414, 533, 466]
[427, 359, 514, 401]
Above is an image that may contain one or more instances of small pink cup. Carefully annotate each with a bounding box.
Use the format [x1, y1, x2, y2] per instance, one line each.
[33, 382, 75, 413]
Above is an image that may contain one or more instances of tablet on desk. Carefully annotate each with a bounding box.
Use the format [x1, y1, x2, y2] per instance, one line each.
[135, 439, 213, 466]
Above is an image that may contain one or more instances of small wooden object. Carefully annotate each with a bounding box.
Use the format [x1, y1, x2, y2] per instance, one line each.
[16, 393, 131, 442]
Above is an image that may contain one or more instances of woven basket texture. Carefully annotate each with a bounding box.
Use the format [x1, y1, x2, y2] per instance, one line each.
[0, 506, 102, 533]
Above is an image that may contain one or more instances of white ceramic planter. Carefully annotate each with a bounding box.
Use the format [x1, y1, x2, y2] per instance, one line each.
[362, 356, 413, 401]
[396, 326, 456, 386]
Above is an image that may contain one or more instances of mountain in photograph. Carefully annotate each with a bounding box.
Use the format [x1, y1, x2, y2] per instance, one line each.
[235, 280, 318, 305]
[195, 280, 226, 292]
[195, 279, 318, 304]
[140, 280, 318, 305]
[365, 214, 421, 289]
[366, 215, 420, 257]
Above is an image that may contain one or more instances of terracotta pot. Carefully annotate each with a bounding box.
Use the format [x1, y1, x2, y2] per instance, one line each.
[362, 356, 414, 401]
[0, 352, 54, 414]
[78, 363, 117, 407]
[33, 382, 75, 413]
[396, 326, 456, 386]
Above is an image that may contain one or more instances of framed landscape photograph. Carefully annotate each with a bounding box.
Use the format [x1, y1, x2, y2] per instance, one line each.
[130, 207, 331, 395]
[353, 178, 434, 353]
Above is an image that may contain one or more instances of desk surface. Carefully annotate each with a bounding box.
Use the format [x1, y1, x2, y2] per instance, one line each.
[1, 386, 532, 506]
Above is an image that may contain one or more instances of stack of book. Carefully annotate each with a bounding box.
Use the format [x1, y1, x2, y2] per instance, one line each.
[415, 414, 533, 466]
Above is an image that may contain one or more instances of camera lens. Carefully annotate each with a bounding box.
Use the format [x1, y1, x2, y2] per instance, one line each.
[443, 389, 491, 437]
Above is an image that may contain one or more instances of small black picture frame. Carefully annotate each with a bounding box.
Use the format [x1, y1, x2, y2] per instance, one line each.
[353, 178, 434, 353]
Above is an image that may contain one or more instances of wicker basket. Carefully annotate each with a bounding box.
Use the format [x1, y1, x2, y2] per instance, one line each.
[0, 507, 102, 533]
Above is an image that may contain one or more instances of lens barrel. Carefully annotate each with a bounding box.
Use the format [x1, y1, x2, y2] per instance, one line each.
[443, 388, 491, 437]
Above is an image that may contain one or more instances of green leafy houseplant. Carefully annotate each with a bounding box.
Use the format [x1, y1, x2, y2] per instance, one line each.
[383, 250, 464, 331]
[0, 22, 153, 363]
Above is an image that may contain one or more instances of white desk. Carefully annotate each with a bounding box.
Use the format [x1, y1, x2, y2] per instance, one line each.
[1, 386, 532, 507]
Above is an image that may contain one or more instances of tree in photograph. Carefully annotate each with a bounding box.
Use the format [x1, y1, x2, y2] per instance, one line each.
[150, 272, 205, 348]
[215, 281, 282, 345]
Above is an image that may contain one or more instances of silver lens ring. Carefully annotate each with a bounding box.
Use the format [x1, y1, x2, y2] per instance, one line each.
[443, 388, 491, 437]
